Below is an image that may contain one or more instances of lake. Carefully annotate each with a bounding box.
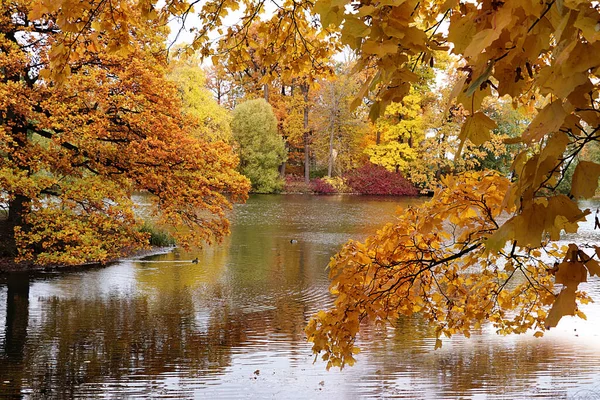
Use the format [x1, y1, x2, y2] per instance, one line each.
[1, 194, 600, 399]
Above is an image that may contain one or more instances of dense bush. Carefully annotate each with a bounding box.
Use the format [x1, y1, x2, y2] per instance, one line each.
[310, 178, 336, 194]
[322, 176, 352, 193]
[343, 164, 419, 196]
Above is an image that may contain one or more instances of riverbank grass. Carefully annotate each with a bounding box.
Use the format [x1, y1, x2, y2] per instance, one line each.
[139, 223, 177, 247]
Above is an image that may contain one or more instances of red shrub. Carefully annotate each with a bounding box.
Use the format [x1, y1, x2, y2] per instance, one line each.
[310, 178, 337, 194]
[343, 164, 419, 196]
[284, 174, 312, 193]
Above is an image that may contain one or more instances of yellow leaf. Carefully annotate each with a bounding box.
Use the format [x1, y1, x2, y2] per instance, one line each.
[315, 0, 343, 27]
[434, 339, 442, 350]
[357, 5, 376, 16]
[513, 203, 547, 248]
[522, 100, 567, 143]
[574, 10, 600, 43]
[462, 8, 512, 59]
[362, 40, 398, 56]
[342, 16, 371, 39]
[538, 132, 569, 165]
[546, 195, 588, 240]
[584, 258, 600, 277]
[447, 14, 476, 55]
[570, 161, 600, 199]
[457, 112, 497, 156]
[545, 286, 577, 328]
[485, 219, 515, 253]
[555, 261, 587, 287]
[369, 101, 382, 122]
[457, 84, 491, 113]
[533, 331, 544, 338]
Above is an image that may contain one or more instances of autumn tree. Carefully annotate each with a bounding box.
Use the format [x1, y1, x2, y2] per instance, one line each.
[231, 99, 287, 193]
[217, 15, 338, 183]
[476, 98, 531, 175]
[204, 64, 242, 110]
[407, 70, 522, 189]
[365, 89, 423, 174]
[312, 65, 370, 177]
[0, 0, 249, 265]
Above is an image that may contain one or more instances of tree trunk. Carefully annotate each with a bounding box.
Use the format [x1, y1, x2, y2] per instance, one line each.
[279, 161, 286, 178]
[1, 194, 28, 257]
[302, 84, 310, 184]
[327, 127, 335, 178]
[327, 84, 337, 178]
[264, 83, 269, 102]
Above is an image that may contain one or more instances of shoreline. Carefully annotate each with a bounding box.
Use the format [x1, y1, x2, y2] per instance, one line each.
[0, 193, 431, 274]
[0, 246, 173, 275]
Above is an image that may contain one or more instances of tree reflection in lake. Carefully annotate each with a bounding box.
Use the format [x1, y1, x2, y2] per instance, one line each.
[0, 273, 29, 398]
[1, 195, 600, 398]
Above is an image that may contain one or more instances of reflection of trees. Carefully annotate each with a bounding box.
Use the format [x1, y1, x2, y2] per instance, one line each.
[8, 287, 244, 398]
[0, 276, 323, 398]
[9, 195, 588, 397]
[0, 273, 30, 399]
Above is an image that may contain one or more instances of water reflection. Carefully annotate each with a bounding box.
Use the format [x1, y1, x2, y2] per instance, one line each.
[0, 273, 29, 398]
[1, 195, 600, 398]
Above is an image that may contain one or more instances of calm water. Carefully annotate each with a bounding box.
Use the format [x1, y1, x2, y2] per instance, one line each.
[2, 195, 600, 399]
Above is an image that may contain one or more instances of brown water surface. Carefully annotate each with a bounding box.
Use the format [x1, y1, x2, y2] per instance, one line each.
[1, 195, 600, 399]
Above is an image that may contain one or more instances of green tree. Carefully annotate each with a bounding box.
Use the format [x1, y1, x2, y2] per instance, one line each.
[231, 99, 287, 193]
[168, 62, 233, 143]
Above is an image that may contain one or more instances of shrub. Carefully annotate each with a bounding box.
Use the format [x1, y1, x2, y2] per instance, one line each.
[311, 178, 337, 194]
[343, 163, 419, 196]
[322, 176, 352, 193]
[283, 174, 312, 194]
